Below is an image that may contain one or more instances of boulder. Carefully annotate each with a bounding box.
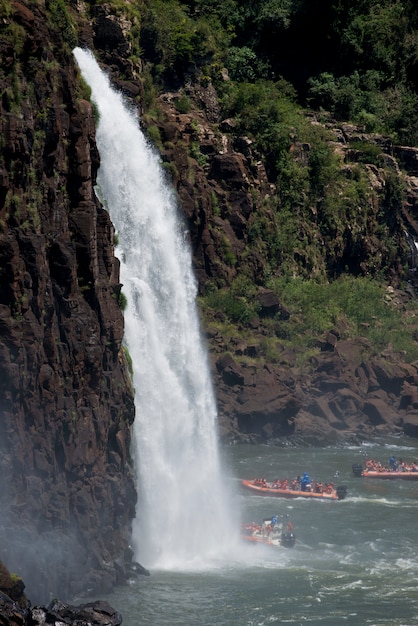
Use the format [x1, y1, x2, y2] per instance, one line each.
[362, 398, 395, 426]
[403, 412, 418, 437]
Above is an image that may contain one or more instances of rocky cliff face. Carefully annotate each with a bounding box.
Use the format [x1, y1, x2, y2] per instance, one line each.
[153, 89, 418, 445]
[0, 2, 136, 602]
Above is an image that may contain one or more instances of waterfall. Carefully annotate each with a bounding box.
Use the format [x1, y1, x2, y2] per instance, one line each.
[73, 48, 237, 570]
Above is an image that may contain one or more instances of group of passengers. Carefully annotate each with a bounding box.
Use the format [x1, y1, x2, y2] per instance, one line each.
[243, 514, 294, 537]
[365, 456, 418, 473]
[252, 472, 335, 494]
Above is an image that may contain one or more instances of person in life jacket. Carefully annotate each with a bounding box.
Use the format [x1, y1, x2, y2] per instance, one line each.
[300, 472, 311, 491]
[271, 514, 279, 528]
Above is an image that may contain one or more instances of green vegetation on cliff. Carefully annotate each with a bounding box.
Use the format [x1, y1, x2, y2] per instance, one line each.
[8, 0, 417, 362]
[106, 0, 418, 361]
[131, 0, 418, 142]
[120, 0, 416, 279]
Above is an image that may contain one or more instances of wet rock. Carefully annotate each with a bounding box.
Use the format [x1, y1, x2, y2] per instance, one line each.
[28, 599, 122, 626]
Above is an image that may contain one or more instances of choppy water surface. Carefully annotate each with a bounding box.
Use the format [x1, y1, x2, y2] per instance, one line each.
[88, 436, 418, 625]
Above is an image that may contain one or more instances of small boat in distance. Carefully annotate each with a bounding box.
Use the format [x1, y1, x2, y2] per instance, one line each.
[241, 478, 347, 500]
[353, 457, 418, 480]
[241, 515, 296, 548]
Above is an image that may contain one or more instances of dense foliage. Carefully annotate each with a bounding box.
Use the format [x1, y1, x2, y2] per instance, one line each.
[130, 0, 418, 143]
[128, 0, 415, 283]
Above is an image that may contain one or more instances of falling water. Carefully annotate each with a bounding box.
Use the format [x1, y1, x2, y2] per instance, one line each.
[73, 48, 237, 569]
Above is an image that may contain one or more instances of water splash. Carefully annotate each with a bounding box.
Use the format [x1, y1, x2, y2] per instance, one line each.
[73, 48, 237, 569]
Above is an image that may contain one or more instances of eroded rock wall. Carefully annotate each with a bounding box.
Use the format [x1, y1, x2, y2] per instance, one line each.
[0, 2, 136, 602]
[152, 76, 418, 446]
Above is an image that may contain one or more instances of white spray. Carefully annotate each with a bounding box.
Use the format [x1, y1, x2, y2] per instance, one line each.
[73, 48, 237, 570]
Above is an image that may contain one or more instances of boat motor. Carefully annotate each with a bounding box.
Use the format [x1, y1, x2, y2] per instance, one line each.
[336, 485, 348, 500]
[352, 463, 363, 477]
[280, 531, 296, 548]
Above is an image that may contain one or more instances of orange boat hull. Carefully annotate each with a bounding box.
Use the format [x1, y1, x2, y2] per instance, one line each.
[361, 471, 418, 480]
[241, 534, 276, 545]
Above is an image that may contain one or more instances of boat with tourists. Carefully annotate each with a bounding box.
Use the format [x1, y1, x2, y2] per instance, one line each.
[352, 455, 418, 479]
[241, 515, 296, 548]
[241, 474, 347, 500]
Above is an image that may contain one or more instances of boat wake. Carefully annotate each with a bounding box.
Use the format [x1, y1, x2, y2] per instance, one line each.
[347, 495, 410, 506]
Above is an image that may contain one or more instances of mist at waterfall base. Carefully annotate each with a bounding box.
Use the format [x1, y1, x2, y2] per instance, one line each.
[73, 48, 240, 570]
